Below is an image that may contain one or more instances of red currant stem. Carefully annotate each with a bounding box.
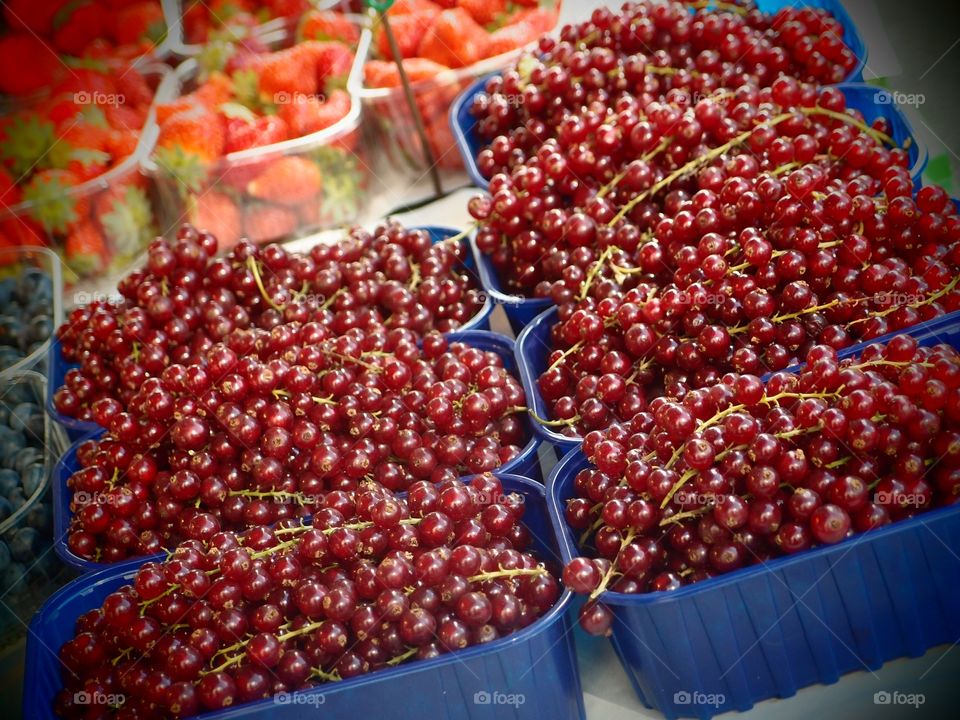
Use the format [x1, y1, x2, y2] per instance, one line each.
[799, 106, 895, 146]
[289, 281, 310, 304]
[664, 403, 747, 470]
[438, 225, 475, 246]
[274, 523, 314, 535]
[728, 297, 868, 335]
[227, 489, 315, 505]
[211, 634, 255, 660]
[310, 666, 342, 682]
[386, 646, 420, 667]
[850, 274, 960, 324]
[320, 287, 343, 311]
[660, 505, 710, 527]
[111, 647, 132, 666]
[598, 133, 677, 199]
[204, 620, 328, 675]
[771, 160, 803, 176]
[246, 256, 285, 312]
[138, 584, 178, 612]
[847, 359, 933, 370]
[321, 346, 381, 372]
[644, 65, 699, 77]
[468, 566, 548, 582]
[546, 340, 584, 372]
[504, 405, 528, 415]
[130, 341, 141, 363]
[608, 113, 793, 226]
[589, 529, 635, 600]
[579, 247, 616, 300]
[660, 468, 699, 509]
[528, 408, 580, 427]
[760, 390, 841, 406]
[407, 262, 422, 292]
[579, 514, 606, 548]
[689, 0, 748, 14]
[827, 456, 852, 470]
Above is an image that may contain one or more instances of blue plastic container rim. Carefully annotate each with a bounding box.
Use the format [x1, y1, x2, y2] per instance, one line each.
[28, 473, 578, 720]
[44, 225, 495, 439]
[547, 446, 960, 608]
[467, 230, 554, 316]
[546, 315, 960, 607]
[54, 329, 542, 572]
[514, 306, 581, 452]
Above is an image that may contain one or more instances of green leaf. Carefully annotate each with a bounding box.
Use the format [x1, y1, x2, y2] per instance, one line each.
[0, 116, 57, 177]
[197, 39, 236, 77]
[63, 55, 112, 73]
[154, 145, 209, 197]
[23, 175, 78, 234]
[80, 105, 110, 129]
[101, 185, 156, 255]
[69, 148, 110, 167]
[232, 69, 262, 111]
[923, 154, 955, 194]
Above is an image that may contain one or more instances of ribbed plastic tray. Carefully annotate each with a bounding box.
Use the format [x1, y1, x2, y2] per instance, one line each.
[545, 321, 960, 719]
[53, 330, 543, 573]
[45, 225, 495, 442]
[29, 474, 585, 720]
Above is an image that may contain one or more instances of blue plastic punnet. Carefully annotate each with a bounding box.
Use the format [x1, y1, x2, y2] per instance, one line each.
[53, 330, 542, 573]
[28, 474, 585, 720]
[545, 321, 960, 719]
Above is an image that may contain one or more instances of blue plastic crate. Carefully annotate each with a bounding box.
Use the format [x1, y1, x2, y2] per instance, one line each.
[27, 474, 585, 720]
[470, 234, 554, 337]
[45, 226, 495, 442]
[53, 330, 543, 573]
[514, 307, 580, 456]
[545, 322, 960, 719]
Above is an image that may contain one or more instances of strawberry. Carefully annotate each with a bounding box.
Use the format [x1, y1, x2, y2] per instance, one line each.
[374, 12, 437, 62]
[52, 1, 111, 55]
[457, 0, 507, 26]
[277, 89, 351, 138]
[247, 156, 322, 205]
[0, 168, 23, 208]
[255, 44, 319, 100]
[417, 9, 491, 68]
[188, 190, 241, 250]
[0, 217, 47, 249]
[96, 184, 155, 258]
[509, 6, 558, 34]
[2, 0, 70, 35]
[112, 0, 166, 47]
[66, 220, 110, 276]
[0, 35, 62, 95]
[23, 169, 89, 235]
[298, 10, 360, 45]
[265, 0, 310, 18]
[155, 97, 200, 127]
[389, 0, 443, 15]
[243, 203, 299, 244]
[486, 18, 540, 56]
[363, 58, 449, 88]
[155, 107, 225, 193]
[115, 69, 155, 108]
[104, 104, 147, 133]
[224, 114, 289, 154]
[105, 129, 139, 160]
[304, 41, 355, 90]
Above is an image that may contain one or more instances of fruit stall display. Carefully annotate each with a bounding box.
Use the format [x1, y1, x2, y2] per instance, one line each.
[147, 25, 370, 250]
[0, 63, 173, 281]
[358, 0, 561, 173]
[0, 1, 957, 719]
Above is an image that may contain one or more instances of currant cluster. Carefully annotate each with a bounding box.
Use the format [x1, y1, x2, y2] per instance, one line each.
[54, 221, 485, 426]
[561, 337, 960, 635]
[536, 180, 960, 436]
[54, 475, 560, 718]
[66, 330, 530, 563]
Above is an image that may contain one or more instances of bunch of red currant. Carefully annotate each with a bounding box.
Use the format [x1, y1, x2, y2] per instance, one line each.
[561, 336, 960, 635]
[54, 222, 485, 427]
[54, 475, 560, 718]
[66, 330, 530, 563]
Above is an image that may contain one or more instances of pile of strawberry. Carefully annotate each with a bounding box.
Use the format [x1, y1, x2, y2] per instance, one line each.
[152, 22, 364, 248]
[362, 0, 560, 171]
[0, 0, 166, 97]
[0, 65, 159, 275]
[183, 0, 320, 44]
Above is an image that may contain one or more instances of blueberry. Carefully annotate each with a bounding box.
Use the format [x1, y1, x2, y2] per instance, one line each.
[9, 526, 40, 562]
[28, 316, 53, 344]
[7, 489, 26, 511]
[21, 463, 44, 497]
[13, 447, 42, 473]
[25, 502, 51, 533]
[0, 433, 24, 463]
[0, 468, 18, 495]
[9, 402, 38, 433]
[26, 415, 45, 440]
[1, 562, 26, 590]
[0, 278, 14, 306]
[0, 542, 10, 571]
[0, 497, 11, 524]
[2, 384, 31, 405]
[0, 406, 8, 426]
